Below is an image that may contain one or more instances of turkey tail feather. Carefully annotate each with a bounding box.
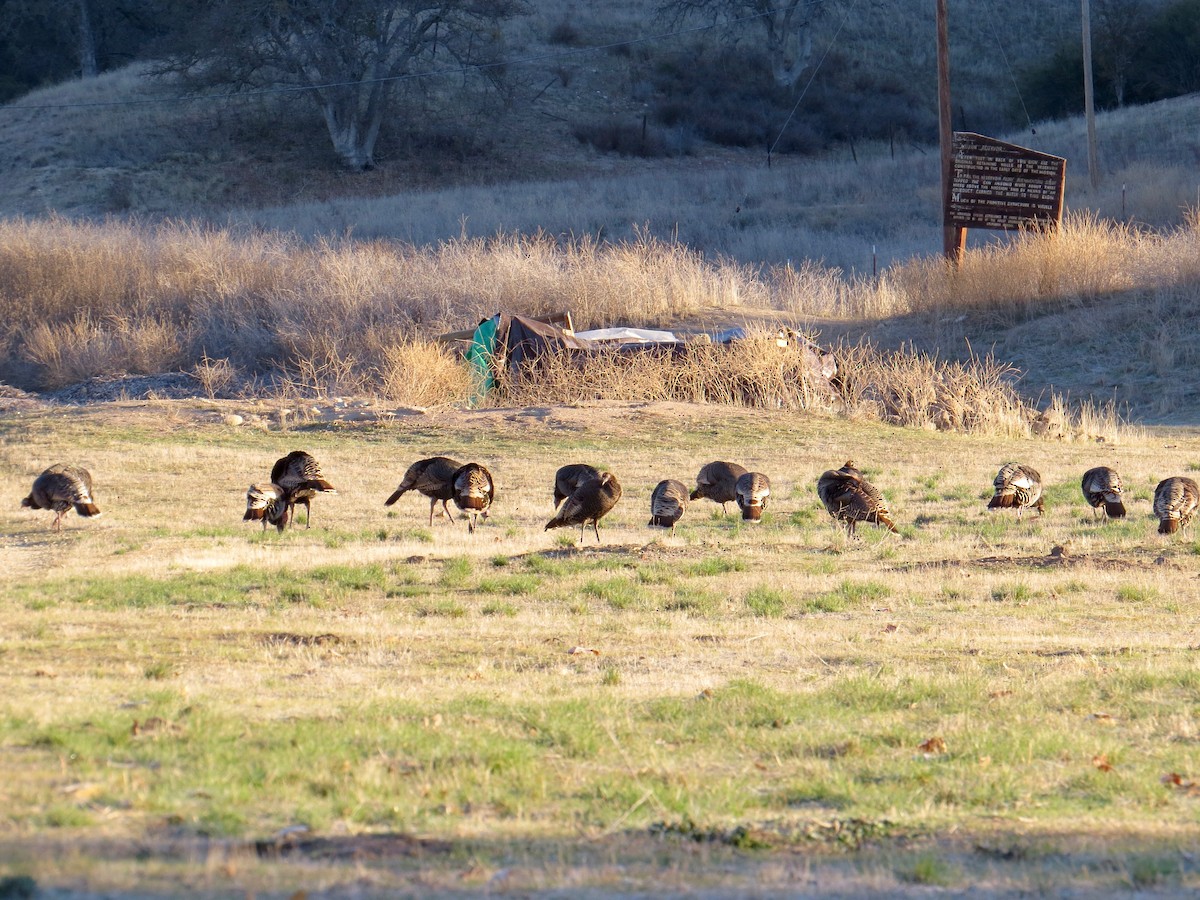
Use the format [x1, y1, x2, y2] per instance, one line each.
[301, 479, 336, 493]
[384, 488, 405, 506]
[75, 502, 101, 518]
[989, 495, 1016, 509]
[1160, 519, 1180, 534]
[1105, 501, 1126, 518]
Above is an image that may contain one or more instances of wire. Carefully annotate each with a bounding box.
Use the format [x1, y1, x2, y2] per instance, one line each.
[0, 7, 786, 114]
[768, 0, 861, 157]
[984, 0, 1035, 133]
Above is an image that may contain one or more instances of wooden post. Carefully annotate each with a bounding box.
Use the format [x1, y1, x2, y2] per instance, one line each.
[1082, 0, 1100, 188]
[937, 0, 966, 262]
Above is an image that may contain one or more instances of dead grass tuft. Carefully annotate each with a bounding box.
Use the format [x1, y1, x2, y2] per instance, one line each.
[497, 329, 835, 411]
[833, 343, 1033, 437]
[877, 212, 1200, 324]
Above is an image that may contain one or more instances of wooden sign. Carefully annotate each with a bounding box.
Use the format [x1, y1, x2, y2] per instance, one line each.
[947, 133, 1066, 231]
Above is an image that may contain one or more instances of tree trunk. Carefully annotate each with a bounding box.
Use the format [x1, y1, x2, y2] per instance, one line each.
[318, 95, 381, 170]
[76, 0, 98, 78]
[765, 6, 813, 89]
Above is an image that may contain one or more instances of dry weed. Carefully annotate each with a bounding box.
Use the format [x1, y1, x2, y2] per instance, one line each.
[495, 329, 838, 412]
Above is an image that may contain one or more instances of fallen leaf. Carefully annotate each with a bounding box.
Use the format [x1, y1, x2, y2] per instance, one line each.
[567, 646, 601, 656]
[1088, 712, 1116, 725]
[988, 690, 1014, 698]
[1092, 754, 1114, 772]
[882, 623, 898, 633]
[697, 688, 714, 701]
[978, 756, 992, 768]
[918, 736, 947, 754]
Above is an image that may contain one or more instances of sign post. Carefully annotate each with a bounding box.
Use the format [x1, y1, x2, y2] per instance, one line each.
[937, 0, 964, 261]
[947, 133, 1067, 234]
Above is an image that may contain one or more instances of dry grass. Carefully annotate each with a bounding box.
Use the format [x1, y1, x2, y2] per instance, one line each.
[0, 212, 1179, 434]
[882, 211, 1200, 324]
[498, 329, 835, 410]
[1, 401, 1199, 896]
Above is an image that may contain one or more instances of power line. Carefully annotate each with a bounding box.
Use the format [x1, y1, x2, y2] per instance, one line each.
[0, 8, 786, 114]
[984, 0, 1035, 133]
[767, 0, 861, 157]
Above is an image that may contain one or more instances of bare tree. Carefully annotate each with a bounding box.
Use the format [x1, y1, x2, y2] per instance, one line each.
[660, 0, 827, 88]
[1, 0, 99, 78]
[1093, 0, 1149, 106]
[163, 0, 523, 170]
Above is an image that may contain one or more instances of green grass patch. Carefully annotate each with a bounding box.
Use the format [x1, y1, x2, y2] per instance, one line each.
[744, 586, 787, 618]
[440, 556, 473, 588]
[582, 578, 645, 610]
[688, 557, 746, 576]
[476, 575, 541, 595]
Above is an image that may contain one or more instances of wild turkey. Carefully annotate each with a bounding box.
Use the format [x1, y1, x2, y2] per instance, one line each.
[648, 479, 688, 534]
[385, 456, 462, 525]
[553, 463, 601, 508]
[816, 460, 897, 535]
[735, 472, 771, 522]
[689, 461, 748, 513]
[545, 471, 622, 542]
[452, 462, 495, 533]
[243, 483, 289, 532]
[988, 463, 1044, 518]
[270, 450, 336, 528]
[1081, 466, 1126, 519]
[1153, 476, 1200, 535]
[21, 464, 101, 531]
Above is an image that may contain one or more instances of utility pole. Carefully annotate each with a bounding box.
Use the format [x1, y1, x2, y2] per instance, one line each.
[938, 0, 965, 261]
[1082, 0, 1101, 188]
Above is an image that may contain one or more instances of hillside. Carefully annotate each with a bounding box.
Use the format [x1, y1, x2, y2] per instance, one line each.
[1, 0, 1200, 425]
[0, 0, 1101, 220]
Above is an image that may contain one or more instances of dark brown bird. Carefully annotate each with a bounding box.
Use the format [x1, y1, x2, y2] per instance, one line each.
[385, 456, 462, 525]
[817, 460, 897, 535]
[452, 462, 495, 533]
[243, 483, 290, 532]
[735, 471, 771, 522]
[1154, 476, 1199, 535]
[690, 461, 748, 513]
[988, 463, 1044, 518]
[553, 463, 601, 508]
[270, 450, 336, 528]
[546, 471, 622, 542]
[648, 479, 688, 534]
[1081, 466, 1126, 519]
[21, 464, 101, 531]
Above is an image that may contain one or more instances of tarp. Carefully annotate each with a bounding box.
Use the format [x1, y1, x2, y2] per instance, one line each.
[574, 327, 678, 343]
[465, 315, 499, 404]
[465, 314, 837, 401]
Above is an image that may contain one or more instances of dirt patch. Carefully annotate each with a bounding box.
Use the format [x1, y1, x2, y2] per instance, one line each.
[888, 547, 1179, 575]
[253, 831, 451, 861]
[258, 632, 345, 647]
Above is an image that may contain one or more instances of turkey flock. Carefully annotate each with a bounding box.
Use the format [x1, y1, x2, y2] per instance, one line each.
[18, 451, 1200, 540]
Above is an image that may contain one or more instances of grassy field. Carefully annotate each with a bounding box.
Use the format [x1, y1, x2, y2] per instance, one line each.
[2, 400, 1200, 896]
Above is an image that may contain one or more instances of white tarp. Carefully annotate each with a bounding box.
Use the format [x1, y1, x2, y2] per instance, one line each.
[573, 327, 678, 344]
